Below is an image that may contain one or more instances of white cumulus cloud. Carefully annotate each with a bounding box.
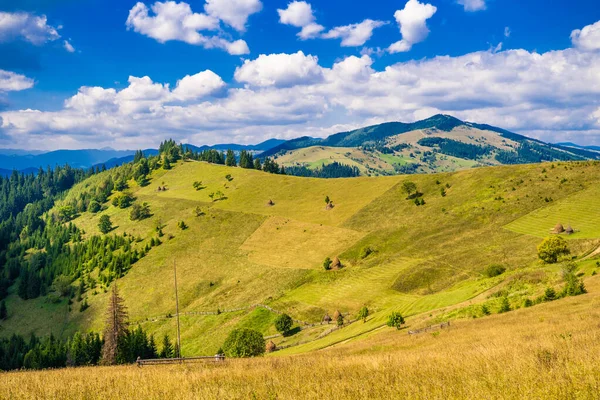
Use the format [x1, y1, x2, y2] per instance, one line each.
[172, 70, 226, 101]
[457, 0, 486, 12]
[388, 0, 437, 53]
[322, 19, 387, 47]
[234, 51, 324, 87]
[0, 70, 35, 92]
[204, 0, 262, 32]
[277, 1, 324, 39]
[126, 1, 250, 54]
[571, 20, 600, 52]
[0, 11, 59, 45]
[63, 40, 75, 52]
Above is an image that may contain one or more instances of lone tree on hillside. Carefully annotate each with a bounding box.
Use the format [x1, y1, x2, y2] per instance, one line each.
[358, 306, 369, 323]
[537, 236, 570, 263]
[101, 284, 129, 365]
[222, 328, 265, 358]
[274, 313, 293, 335]
[387, 312, 405, 330]
[402, 181, 417, 197]
[98, 215, 113, 234]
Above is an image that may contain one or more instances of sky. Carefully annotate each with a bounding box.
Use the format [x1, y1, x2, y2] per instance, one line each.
[0, 0, 599, 150]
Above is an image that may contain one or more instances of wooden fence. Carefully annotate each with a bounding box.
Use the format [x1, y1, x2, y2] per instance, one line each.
[407, 321, 450, 335]
[137, 355, 225, 366]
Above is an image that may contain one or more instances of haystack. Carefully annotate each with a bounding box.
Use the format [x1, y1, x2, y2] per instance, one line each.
[325, 202, 335, 210]
[267, 199, 275, 206]
[565, 225, 574, 235]
[157, 186, 162, 191]
[331, 257, 342, 270]
[266, 341, 277, 353]
[332, 310, 341, 321]
[322, 313, 332, 324]
[552, 223, 565, 234]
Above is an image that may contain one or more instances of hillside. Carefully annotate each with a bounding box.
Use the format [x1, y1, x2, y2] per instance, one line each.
[1, 151, 599, 357]
[265, 115, 600, 176]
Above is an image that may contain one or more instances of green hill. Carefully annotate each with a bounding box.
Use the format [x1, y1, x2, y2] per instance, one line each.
[265, 115, 600, 176]
[1, 150, 599, 357]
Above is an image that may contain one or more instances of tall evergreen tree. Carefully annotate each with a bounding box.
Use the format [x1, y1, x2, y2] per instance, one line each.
[101, 284, 128, 365]
[225, 150, 237, 167]
[0, 300, 6, 320]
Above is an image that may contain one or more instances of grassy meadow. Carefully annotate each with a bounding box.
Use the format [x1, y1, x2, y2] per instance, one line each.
[2, 159, 600, 359]
[3, 273, 600, 399]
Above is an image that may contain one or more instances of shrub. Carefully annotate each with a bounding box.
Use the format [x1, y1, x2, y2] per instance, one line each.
[359, 246, 374, 259]
[222, 329, 265, 358]
[386, 312, 405, 330]
[178, 221, 188, 230]
[537, 236, 570, 263]
[98, 215, 112, 234]
[499, 297, 511, 313]
[358, 306, 369, 323]
[130, 202, 151, 221]
[481, 304, 491, 315]
[523, 298, 533, 308]
[274, 314, 293, 335]
[88, 200, 101, 213]
[561, 263, 587, 297]
[323, 257, 332, 270]
[484, 264, 506, 278]
[542, 287, 557, 302]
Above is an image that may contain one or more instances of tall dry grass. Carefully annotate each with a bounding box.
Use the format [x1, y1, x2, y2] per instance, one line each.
[2, 279, 600, 400]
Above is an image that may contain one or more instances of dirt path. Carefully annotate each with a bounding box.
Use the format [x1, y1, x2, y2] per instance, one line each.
[583, 245, 600, 260]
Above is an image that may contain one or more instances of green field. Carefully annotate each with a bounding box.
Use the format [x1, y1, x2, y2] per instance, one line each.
[505, 183, 600, 239]
[2, 159, 600, 357]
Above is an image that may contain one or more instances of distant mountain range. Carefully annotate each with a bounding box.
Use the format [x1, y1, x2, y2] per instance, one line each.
[0, 139, 286, 176]
[260, 114, 600, 176]
[1, 115, 598, 177]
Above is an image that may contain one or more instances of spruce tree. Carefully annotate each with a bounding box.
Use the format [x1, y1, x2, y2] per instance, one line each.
[225, 150, 237, 167]
[101, 284, 129, 365]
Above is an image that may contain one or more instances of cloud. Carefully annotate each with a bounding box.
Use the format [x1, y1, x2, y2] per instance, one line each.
[388, 0, 437, 53]
[0, 11, 60, 45]
[126, 1, 249, 55]
[504, 27, 511, 38]
[322, 19, 387, 47]
[0, 69, 34, 91]
[63, 40, 75, 53]
[277, 1, 324, 39]
[234, 51, 324, 87]
[571, 20, 600, 52]
[3, 20, 600, 149]
[171, 70, 226, 101]
[204, 0, 262, 32]
[457, 0, 486, 12]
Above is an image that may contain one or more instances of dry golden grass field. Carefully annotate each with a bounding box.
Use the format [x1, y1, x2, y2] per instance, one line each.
[3, 274, 600, 400]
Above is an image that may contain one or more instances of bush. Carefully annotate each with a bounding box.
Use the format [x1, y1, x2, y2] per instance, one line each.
[222, 329, 265, 358]
[323, 257, 332, 270]
[537, 236, 570, 263]
[359, 246, 374, 259]
[498, 297, 511, 313]
[481, 304, 491, 315]
[484, 264, 506, 278]
[98, 215, 112, 234]
[542, 287, 557, 302]
[178, 221, 188, 230]
[88, 200, 101, 213]
[274, 314, 293, 335]
[358, 306, 369, 323]
[130, 202, 151, 221]
[523, 298, 533, 307]
[386, 312, 405, 330]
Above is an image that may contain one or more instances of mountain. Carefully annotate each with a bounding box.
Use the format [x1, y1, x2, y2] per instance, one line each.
[0, 139, 286, 172]
[261, 115, 600, 176]
[555, 142, 600, 152]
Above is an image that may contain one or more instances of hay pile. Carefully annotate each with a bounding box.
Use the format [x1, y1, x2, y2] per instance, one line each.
[331, 257, 342, 270]
[552, 223, 565, 234]
[266, 341, 277, 353]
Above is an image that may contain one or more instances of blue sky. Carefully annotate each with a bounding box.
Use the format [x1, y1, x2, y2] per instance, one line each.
[0, 0, 599, 149]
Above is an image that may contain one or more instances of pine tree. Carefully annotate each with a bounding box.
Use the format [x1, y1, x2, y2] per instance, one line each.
[159, 334, 174, 358]
[225, 150, 237, 167]
[253, 158, 262, 170]
[101, 284, 129, 365]
[0, 300, 7, 320]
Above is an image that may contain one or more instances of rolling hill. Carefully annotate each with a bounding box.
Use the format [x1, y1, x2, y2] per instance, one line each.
[264, 114, 600, 176]
[1, 150, 599, 358]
